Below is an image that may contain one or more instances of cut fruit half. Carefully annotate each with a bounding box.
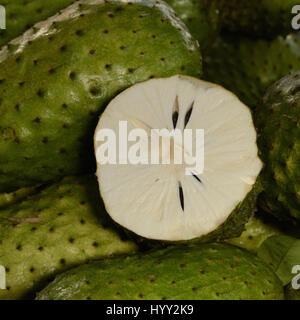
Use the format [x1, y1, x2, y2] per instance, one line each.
[94, 75, 262, 241]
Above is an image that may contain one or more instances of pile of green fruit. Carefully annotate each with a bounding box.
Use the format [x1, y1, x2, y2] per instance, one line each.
[0, 0, 299, 300]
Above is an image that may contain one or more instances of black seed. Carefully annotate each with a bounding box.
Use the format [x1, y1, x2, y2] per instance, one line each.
[172, 96, 179, 129]
[178, 181, 184, 211]
[184, 102, 194, 128]
[192, 174, 202, 184]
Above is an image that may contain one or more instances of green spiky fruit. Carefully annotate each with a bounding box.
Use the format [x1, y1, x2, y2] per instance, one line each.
[256, 71, 300, 225]
[214, 0, 298, 38]
[0, 175, 138, 300]
[204, 34, 300, 110]
[164, 0, 219, 49]
[36, 243, 284, 300]
[0, 0, 75, 48]
[227, 213, 284, 253]
[0, 0, 202, 193]
[285, 285, 300, 300]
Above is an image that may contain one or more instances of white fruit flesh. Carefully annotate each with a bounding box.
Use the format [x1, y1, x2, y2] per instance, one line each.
[94, 75, 262, 241]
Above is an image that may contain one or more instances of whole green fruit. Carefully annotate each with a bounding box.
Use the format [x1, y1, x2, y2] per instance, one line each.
[0, 0, 202, 192]
[204, 34, 300, 110]
[36, 243, 284, 300]
[256, 71, 300, 224]
[0, 0, 75, 48]
[0, 175, 138, 300]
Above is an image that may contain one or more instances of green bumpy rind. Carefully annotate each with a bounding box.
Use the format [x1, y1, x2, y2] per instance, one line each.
[204, 34, 300, 111]
[36, 243, 284, 300]
[214, 0, 298, 38]
[285, 285, 300, 300]
[227, 213, 284, 253]
[256, 71, 300, 225]
[0, 0, 76, 48]
[164, 0, 219, 49]
[0, 184, 41, 209]
[0, 175, 138, 300]
[0, 0, 202, 192]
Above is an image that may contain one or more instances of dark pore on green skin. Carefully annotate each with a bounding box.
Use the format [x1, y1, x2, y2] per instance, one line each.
[36, 243, 284, 300]
[0, 0, 202, 192]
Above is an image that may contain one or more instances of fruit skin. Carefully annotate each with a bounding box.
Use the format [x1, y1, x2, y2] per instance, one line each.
[0, 175, 138, 300]
[256, 71, 300, 225]
[36, 243, 284, 300]
[0, 0, 75, 48]
[204, 34, 300, 110]
[285, 285, 300, 300]
[0, 184, 41, 209]
[227, 213, 284, 253]
[0, 0, 202, 193]
[214, 0, 298, 38]
[164, 0, 219, 49]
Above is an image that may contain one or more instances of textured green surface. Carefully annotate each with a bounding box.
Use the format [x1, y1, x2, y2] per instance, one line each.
[256, 71, 300, 224]
[0, 0, 75, 48]
[228, 213, 283, 253]
[0, 0, 202, 192]
[164, 0, 219, 49]
[0, 184, 41, 209]
[214, 0, 298, 37]
[204, 34, 300, 110]
[285, 285, 300, 300]
[258, 235, 300, 286]
[0, 175, 138, 300]
[36, 243, 284, 300]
